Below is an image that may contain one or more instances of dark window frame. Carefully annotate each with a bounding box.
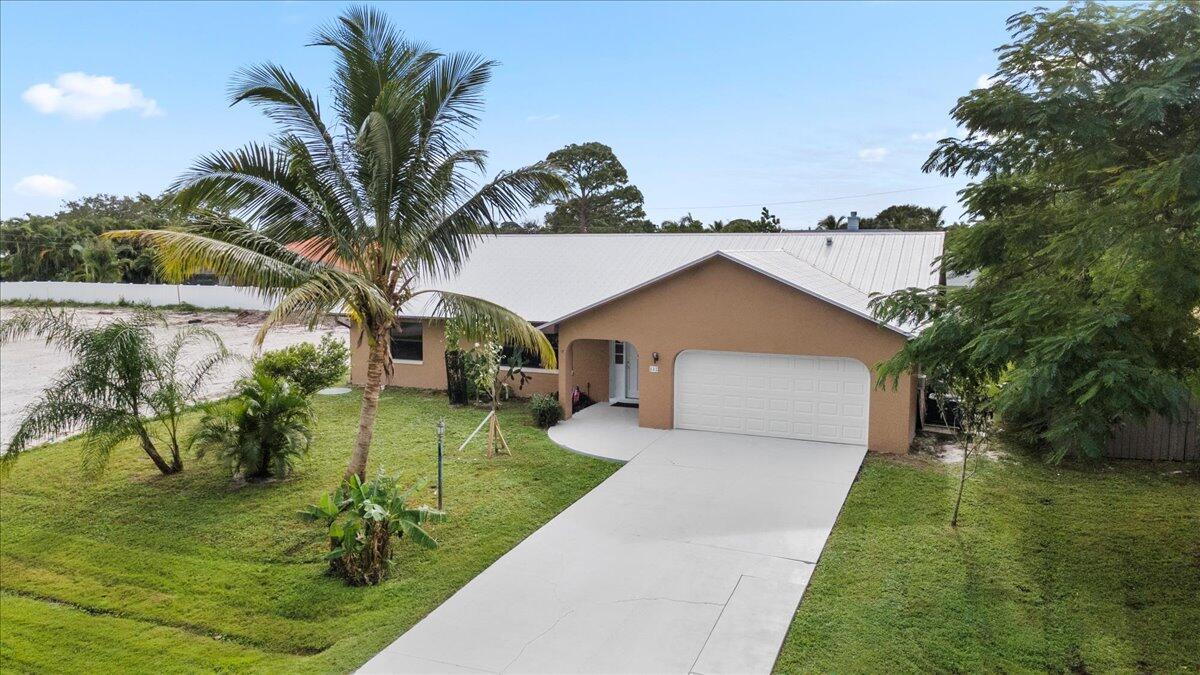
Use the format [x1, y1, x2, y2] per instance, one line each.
[389, 321, 424, 362]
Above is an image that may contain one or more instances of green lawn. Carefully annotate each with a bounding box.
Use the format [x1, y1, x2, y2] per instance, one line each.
[775, 450, 1200, 673]
[0, 389, 618, 673]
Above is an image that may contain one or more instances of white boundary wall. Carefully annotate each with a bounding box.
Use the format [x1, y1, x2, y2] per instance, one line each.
[0, 281, 280, 311]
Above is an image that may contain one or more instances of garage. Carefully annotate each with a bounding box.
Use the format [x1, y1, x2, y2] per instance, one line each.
[674, 350, 870, 444]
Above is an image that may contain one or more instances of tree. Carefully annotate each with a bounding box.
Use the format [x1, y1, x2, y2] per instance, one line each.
[194, 372, 315, 481]
[872, 204, 946, 231]
[816, 215, 846, 230]
[532, 142, 646, 232]
[0, 194, 171, 283]
[714, 208, 783, 233]
[107, 8, 560, 480]
[658, 213, 706, 233]
[0, 308, 230, 475]
[873, 2, 1200, 460]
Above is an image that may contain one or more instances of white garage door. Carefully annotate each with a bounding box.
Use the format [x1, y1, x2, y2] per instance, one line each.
[674, 350, 869, 445]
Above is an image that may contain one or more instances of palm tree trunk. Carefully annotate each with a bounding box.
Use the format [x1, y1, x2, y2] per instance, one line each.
[346, 327, 389, 481]
[138, 427, 177, 475]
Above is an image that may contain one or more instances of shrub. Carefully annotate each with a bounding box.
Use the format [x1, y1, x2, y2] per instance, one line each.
[300, 473, 446, 586]
[254, 334, 349, 396]
[0, 307, 229, 475]
[529, 393, 563, 428]
[193, 372, 314, 481]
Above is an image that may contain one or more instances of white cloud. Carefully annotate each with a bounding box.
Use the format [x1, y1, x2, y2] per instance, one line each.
[909, 128, 947, 141]
[22, 72, 162, 119]
[857, 147, 889, 162]
[14, 174, 76, 198]
[976, 73, 998, 89]
[525, 113, 560, 123]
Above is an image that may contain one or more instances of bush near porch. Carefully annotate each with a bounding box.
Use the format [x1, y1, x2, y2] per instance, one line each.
[775, 452, 1200, 673]
[0, 389, 618, 673]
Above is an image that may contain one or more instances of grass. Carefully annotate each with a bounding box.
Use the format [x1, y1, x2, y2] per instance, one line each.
[0, 298, 244, 313]
[0, 389, 618, 673]
[774, 449, 1200, 673]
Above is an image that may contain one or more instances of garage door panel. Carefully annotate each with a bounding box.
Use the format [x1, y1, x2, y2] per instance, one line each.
[675, 351, 869, 445]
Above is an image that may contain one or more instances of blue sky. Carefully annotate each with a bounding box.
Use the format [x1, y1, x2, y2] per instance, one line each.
[1, 1, 1036, 227]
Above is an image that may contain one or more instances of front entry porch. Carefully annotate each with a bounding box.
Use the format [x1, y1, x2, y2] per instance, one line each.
[558, 337, 645, 420]
[547, 400, 666, 462]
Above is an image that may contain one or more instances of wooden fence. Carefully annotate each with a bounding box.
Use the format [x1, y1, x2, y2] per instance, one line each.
[1106, 405, 1199, 461]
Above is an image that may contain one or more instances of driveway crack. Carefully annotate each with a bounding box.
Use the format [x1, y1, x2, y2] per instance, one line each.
[499, 609, 576, 674]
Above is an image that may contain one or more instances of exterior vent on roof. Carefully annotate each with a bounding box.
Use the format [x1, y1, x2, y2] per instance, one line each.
[847, 211, 860, 231]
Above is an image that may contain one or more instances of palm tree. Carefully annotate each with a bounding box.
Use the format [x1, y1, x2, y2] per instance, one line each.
[106, 7, 562, 480]
[0, 308, 230, 475]
[816, 214, 846, 230]
[193, 372, 315, 481]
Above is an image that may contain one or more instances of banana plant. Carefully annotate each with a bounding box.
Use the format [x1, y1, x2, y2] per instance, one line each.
[301, 472, 447, 585]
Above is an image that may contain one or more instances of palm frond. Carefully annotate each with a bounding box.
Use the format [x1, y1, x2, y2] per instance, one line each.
[228, 62, 369, 228]
[253, 269, 391, 347]
[404, 163, 565, 279]
[417, 289, 556, 369]
[103, 226, 308, 290]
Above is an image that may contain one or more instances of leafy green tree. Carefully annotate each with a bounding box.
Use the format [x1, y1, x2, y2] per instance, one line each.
[0, 308, 230, 475]
[0, 195, 171, 283]
[532, 141, 646, 232]
[107, 8, 559, 480]
[69, 238, 123, 281]
[194, 372, 315, 481]
[658, 213, 706, 232]
[716, 208, 784, 233]
[254, 334, 349, 395]
[872, 204, 946, 231]
[873, 2, 1200, 460]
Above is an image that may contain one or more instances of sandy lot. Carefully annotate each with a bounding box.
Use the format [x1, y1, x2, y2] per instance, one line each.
[0, 306, 349, 449]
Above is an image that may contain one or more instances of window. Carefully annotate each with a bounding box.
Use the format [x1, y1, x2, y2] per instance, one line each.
[613, 340, 624, 365]
[500, 332, 558, 370]
[389, 322, 424, 361]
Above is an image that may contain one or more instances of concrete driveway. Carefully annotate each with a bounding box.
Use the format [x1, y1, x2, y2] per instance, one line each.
[360, 405, 866, 674]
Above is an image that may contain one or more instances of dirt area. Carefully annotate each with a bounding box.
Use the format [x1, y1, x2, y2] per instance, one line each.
[0, 306, 350, 449]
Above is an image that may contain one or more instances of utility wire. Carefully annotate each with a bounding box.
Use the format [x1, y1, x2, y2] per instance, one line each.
[642, 185, 947, 211]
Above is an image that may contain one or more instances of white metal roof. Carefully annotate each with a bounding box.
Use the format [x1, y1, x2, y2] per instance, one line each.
[537, 249, 915, 336]
[400, 230, 943, 330]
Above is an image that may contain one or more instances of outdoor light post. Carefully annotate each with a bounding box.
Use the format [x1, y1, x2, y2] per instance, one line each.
[436, 419, 445, 510]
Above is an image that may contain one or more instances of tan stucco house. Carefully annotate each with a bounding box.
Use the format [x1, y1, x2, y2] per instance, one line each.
[349, 231, 943, 454]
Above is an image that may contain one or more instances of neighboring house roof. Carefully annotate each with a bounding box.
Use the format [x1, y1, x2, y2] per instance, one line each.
[539, 249, 916, 336]
[399, 231, 943, 331]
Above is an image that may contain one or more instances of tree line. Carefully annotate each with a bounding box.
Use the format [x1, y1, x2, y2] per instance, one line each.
[502, 140, 948, 234]
[1, 194, 171, 282]
[1, 144, 951, 285]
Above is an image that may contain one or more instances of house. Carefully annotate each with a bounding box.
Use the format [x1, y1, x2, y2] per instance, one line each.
[349, 230, 944, 454]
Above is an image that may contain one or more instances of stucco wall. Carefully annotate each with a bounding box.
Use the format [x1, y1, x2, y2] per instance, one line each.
[349, 319, 558, 397]
[568, 339, 610, 403]
[556, 256, 916, 454]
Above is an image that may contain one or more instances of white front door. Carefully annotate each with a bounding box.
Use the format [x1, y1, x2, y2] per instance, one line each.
[674, 350, 869, 444]
[610, 341, 640, 402]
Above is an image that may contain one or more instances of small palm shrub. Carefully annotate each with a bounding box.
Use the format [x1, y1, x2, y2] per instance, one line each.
[529, 393, 563, 428]
[194, 373, 314, 481]
[301, 473, 447, 586]
[0, 308, 229, 475]
[253, 334, 349, 396]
